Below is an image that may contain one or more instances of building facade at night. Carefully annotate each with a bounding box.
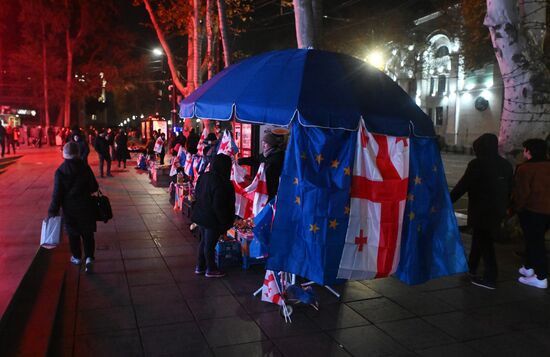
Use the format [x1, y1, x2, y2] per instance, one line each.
[386, 8, 502, 149]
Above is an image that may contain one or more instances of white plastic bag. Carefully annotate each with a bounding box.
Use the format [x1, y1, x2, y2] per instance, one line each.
[40, 216, 62, 248]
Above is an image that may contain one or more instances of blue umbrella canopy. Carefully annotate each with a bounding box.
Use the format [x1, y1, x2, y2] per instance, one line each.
[180, 49, 435, 137]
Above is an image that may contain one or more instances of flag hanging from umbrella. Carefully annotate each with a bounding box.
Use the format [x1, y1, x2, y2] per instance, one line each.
[266, 122, 467, 285]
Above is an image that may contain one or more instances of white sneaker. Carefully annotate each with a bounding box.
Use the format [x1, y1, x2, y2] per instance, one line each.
[518, 275, 547, 289]
[70, 256, 81, 265]
[85, 257, 94, 273]
[519, 266, 535, 277]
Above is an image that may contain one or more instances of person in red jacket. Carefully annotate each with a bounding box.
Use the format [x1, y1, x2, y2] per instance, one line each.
[511, 138, 550, 289]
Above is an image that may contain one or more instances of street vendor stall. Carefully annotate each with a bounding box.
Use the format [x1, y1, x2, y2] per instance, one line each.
[180, 49, 469, 315]
[141, 115, 168, 141]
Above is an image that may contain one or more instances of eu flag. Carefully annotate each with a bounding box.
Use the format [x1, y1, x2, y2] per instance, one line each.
[394, 138, 468, 284]
[266, 123, 355, 285]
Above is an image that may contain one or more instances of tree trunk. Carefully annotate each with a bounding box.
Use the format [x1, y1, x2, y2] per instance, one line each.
[206, 0, 216, 79]
[193, 0, 202, 89]
[485, 0, 550, 156]
[216, 0, 231, 67]
[40, 9, 50, 131]
[293, 0, 315, 49]
[143, 0, 186, 96]
[64, 26, 73, 128]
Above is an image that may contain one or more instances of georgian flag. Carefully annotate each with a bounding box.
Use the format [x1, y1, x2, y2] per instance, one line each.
[337, 121, 410, 280]
[217, 130, 239, 157]
[196, 128, 208, 156]
[184, 152, 194, 177]
[170, 145, 186, 177]
[261, 270, 284, 306]
[233, 163, 269, 219]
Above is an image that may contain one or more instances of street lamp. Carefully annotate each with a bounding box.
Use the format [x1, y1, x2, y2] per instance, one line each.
[152, 48, 163, 57]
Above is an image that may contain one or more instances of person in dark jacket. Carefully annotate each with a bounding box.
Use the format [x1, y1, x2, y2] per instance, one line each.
[94, 130, 112, 177]
[0, 124, 5, 158]
[239, 131, 285, 201]
[191, 154, 235, 278]
[48, 142, 99, 273]
[450, 133, 513, 289]
[186, 128, 199, 154]
[511, 138, 550, 289]
[170, 131, 186, 156]
[115, 129, 131, 168]
[67, 127, 90, 165]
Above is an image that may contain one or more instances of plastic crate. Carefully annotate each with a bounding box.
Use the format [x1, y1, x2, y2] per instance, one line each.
[237, 230, 267, 270]
[215, 240, 242, 268]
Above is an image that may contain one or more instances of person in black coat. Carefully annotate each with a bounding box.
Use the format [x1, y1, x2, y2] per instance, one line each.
[94, 130, 112, 177]
[450, 133, 513, 289]
[48, 142, 99, 272]
[67, 128, 90, 165]
[186, 128, 199, 154]
[191, 154, 235, 278]
[0, 124, 5, 158]
[115, 129, 131, 168]
[238, 131, 285, 201]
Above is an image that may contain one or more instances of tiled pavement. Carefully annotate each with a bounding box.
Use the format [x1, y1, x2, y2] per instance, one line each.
[2, 147, 550, 356]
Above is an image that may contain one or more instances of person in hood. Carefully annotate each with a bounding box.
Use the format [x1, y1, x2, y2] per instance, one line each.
[191, 154, 235, 278]
[186, 128, 200, 154]
[48, 142, 99, 273]
[450, 133, 513, 290]
[67, 127, 90, 165]
[511, 138, 550, 289]
[238, 131, 285, 201]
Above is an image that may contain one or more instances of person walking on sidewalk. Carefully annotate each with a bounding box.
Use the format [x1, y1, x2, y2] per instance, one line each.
[191, 154, 235, 278]
[67, 127, 90, 165]
[115, 128, 131, 168]
[5, 124, 15, 154]
[94, 129, 113, 178]
[48, 142, 99, 273]
[511, 139, 550, 289]
[0, 124, 6, 158]
[450, 133, 513, 289]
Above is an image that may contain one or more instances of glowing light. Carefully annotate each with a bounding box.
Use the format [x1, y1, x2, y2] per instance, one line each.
[31, 110, 36, 116]
[415, 97, 421, 106]
[167, 120, 172, 125]
[152, 48, 163, 56]
[140, 114, 145, 119]
[365, 51, 385, 70]
[465, 82, 475, 91]
[485, 79, 493, 88]
[408, 45, 414, 51]
[462, 92, 472, 101]
[481, 90, 492, 99]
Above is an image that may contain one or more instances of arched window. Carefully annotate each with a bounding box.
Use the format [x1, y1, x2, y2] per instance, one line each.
[435, 46, 449, 58]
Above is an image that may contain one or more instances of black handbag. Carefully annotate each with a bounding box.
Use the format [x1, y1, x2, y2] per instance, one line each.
[93, 190, 113, 223]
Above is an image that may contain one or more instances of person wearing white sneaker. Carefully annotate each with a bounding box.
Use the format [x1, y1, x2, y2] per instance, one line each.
[85, 257, 94, 273]
[48, 142, 100, 271]
[518, 275, 548, 289]
[511, 139, 550, 290]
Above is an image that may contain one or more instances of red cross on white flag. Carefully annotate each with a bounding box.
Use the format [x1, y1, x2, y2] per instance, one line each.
[233, 163, 269, 219]
[261, 270, 284, 306]
[337, 120, 410, 280]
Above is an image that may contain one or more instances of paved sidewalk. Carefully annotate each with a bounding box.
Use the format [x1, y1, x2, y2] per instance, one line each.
[0, 146, 61, 317]
[2, 147, 550, 356]
[55, 151, 550, 356]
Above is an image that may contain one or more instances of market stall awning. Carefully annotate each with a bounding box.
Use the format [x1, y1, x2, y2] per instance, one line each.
[180, 49, 435, 137]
